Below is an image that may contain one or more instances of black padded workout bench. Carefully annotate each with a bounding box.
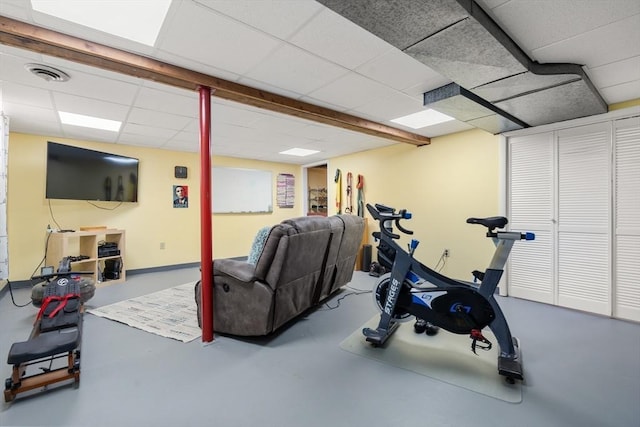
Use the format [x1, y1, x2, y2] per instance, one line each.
[4, 262, 90, 402]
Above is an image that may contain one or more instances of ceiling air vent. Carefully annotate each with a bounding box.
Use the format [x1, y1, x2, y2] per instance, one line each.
[25, 63, 70, 82]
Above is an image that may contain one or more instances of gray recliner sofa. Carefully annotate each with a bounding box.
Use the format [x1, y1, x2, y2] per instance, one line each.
[195, 214, 365, 336]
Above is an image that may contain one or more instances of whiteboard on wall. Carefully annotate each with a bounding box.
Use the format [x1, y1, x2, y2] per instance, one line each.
[212, 167, 273, 213]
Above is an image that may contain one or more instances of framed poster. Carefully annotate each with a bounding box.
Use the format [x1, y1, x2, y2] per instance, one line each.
[173, 185, 188, 208]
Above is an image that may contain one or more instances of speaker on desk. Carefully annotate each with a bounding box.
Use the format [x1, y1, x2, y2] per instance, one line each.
[361, 244, 372, 272]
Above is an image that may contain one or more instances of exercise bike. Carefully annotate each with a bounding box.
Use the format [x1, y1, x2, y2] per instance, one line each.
[363, 203, 535, 383]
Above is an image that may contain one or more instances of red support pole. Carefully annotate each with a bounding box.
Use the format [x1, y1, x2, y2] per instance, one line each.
[198, 86, 214, 342]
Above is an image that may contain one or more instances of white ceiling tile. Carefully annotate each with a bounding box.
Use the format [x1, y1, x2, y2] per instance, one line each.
[2, 102, 61, 134]
[134, 87, 198, 118]
[152, 49, 243, 83]
[127, 108, 192, 131]
[586, 56, 640, 88]
[307, 73, 399, 110]
[477, 0, 640, 52]
[235, 75, 305, 100]
[598, 79, 640, 105]
[120, 122, 178, 140]
[62, 126, 118, 143]
[158, 1, 281, 76]
[0, 0, 32, 20]
[211, 102, 264, 127]
[1, 82, 53, 109]
[298, 95, 349, 112]
[356, 48, 449, 91]
[349, 91, 424, 122]
[289, 8, 391, 69]
[420, 120, 475, 138]
[52, 93, 130, 121]
[30, 7, 157, 57]
[118, 132, 166, 147]
[243, 44, 348, 95]
[193, 0, 322, 40]
[531, 14, 640, 68]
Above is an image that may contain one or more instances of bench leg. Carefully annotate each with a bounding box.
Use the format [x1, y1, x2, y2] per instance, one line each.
[4, 350, 80, 402]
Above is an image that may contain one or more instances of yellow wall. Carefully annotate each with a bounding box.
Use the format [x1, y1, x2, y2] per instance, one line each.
[609, 98, 640, 110]
[7, 133, 301, 281]
[328, 128, 501, 280]
[6, 128, 500, 284]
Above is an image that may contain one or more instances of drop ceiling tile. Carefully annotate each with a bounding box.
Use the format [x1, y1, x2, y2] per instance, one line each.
[298, 95, 348, 113]
[419, 120, 474, 138]
[118, 132, 168, 147]
[52, 93, 130, 121]
[1, 82, 53, 109]
[0, 0, 31, 20]
[2, 102, 60, 134]
[193, 0, 322, 40]
[235, 75, 306, 100]
[531, 14, 640, 69]
[30, 6, 157, 57]
[153, 49, 243, 83]
[289, 8, 391, 69]
[120, 122, 177, 140]
[243, 44, 348, 95]
[158, 1, 281, 76]
[62, 126, 118, 143]
[599, 80, 640, 105]
[134, 87, 198, 118]
[586, 56, 640, 89]
[349, 90, 424, 122]
[211, 103, 265, 127]
[307, 73, 398, 110]
[49, 70, 140, 107]
[356, 48, 448, 92]
[477, 0, 640, 52]
[127, 108, 193, 131]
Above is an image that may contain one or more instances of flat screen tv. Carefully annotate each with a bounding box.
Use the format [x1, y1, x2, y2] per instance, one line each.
[46, 141, 139, 202]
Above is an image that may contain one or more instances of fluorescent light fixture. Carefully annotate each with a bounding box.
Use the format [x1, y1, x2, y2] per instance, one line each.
[390, 109, 455, 129]
[279, 148, 320, 157]
[31, 0, 171, 46]
[59, 111, 122, 132]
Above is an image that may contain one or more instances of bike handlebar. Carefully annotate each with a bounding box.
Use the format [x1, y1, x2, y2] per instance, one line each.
[367, 203, 536, 241]
[368, 203, 413, 239]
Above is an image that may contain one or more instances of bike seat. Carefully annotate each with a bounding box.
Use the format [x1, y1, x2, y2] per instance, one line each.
[466, 216, 508, 231]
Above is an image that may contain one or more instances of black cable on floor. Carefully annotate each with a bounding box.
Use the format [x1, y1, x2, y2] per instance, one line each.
[321, 288, 372, 310]
[6, 280, 32, 308]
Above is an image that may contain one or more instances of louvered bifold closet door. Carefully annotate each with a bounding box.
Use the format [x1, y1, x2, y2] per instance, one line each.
[557, 123, 611, 315]
[507, 133, 554, 303]
[614, 116, 640, 322]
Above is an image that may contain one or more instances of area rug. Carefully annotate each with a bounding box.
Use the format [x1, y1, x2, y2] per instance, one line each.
[340, 315, 522, 403]
[87, 282, 201, 343]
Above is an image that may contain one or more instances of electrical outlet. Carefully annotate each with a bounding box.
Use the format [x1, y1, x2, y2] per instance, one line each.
[159, 242, 165, 250]
[444, 249, 450, 257]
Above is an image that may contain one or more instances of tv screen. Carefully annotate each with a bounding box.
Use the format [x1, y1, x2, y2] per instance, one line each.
[46, 141, 139, 202]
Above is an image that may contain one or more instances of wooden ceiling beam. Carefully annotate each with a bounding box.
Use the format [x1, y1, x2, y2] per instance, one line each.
[0, 16, 430, 146]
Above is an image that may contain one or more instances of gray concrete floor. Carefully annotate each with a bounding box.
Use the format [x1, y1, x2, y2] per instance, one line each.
[1, 268, 639, 427]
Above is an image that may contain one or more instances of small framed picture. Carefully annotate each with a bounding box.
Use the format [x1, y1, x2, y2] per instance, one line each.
[173, 185, 188, 208]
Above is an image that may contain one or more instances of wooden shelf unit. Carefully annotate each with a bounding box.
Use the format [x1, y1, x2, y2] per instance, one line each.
[308, 187, 328, 216]
[46, 229, 126, 286]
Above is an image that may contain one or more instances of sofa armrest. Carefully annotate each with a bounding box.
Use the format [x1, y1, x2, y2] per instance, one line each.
[213, 258, 257, 283]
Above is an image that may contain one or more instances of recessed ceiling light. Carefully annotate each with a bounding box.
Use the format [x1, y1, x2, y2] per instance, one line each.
[390, 109, 455, 129]
[279, 148, 320, 157]
[59, 111, 121, 132]
[30, 0, 171, 46]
